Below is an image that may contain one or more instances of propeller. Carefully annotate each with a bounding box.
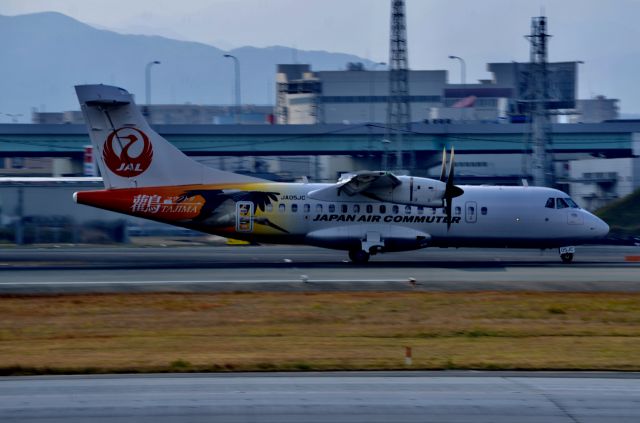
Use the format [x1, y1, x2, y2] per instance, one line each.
[439, 147, 447, 182]
[442, 147, 464, 230]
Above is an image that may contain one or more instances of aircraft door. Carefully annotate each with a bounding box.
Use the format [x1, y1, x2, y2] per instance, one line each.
[567, 210, 584, 225]
[236, 201, 254, 232]
[465, 201, 477, 223]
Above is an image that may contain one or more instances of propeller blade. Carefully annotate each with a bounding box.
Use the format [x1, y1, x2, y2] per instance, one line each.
[447, 147, 455, 184]
[445, 197, 453, 231]
[439, 147, 447, 182]
[444, 147, 464, 231]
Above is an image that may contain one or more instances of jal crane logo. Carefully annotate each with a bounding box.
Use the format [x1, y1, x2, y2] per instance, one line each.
[103, 127, 153, 177]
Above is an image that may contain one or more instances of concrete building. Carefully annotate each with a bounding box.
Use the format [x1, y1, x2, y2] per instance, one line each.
[568, 157, 640, 210]
[0, 157, 79, 177]
[276, 64, 444, 124]
[275, 61, 581, 125]
[569, 96, 620, 123]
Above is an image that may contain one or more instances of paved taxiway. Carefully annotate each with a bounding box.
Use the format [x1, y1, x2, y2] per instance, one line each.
[0, 245, 639, 293]
[1, 372, 639, 423]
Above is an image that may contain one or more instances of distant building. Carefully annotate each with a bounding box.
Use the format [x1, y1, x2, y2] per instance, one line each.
[568, 157, 640, 210]
[276, 64, 444, 124]
[275, 61, 581, 125]
[0, 157, 79, 177]
[569, 96, 620, 123]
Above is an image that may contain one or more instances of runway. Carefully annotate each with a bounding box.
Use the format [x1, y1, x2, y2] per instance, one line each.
[1, 372, 639, 423]
[0, 245, 639, 293]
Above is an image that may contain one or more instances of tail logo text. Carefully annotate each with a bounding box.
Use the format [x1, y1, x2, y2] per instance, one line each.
[103, 127, 153, 177]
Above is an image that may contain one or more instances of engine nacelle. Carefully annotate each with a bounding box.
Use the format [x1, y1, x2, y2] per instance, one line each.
[369, 176, 447, 208]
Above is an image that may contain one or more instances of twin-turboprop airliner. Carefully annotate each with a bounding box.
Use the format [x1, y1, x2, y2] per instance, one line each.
[74, 84, 609, 263]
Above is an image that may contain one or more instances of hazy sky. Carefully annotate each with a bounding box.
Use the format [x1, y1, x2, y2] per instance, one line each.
[3, 0, 640, 113]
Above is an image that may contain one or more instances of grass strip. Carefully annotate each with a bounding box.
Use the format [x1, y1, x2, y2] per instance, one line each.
[1, 291, 639, 375]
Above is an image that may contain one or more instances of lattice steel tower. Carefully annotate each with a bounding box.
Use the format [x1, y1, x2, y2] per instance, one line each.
[526, 16, 554, 187]
[387, 0, 411, 170]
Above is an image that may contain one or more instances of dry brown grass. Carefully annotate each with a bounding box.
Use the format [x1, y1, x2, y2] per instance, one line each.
[1, 292, 639, 374]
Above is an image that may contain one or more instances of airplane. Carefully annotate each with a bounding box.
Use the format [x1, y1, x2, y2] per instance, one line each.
[73, 84, 610, 263]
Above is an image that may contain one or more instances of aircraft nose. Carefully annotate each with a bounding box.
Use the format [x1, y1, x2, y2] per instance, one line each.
[590, 215, 609, 238]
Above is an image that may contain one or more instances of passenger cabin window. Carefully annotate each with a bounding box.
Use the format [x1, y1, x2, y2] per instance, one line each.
[545, 198, 555, 209]
[379, 205, 386, 214]
[316, 204, 323, 213]
[417, 206, 424, 215]
[366, 204, 373, 213]
[303, 204, 310, 213]
[405, 205, 411, 214]
[328, 204, 336, 213]
[266, 204, 273, 213]
[392, 205, 399, 214]
[291, 204, 298, 213]
[556, 198, 569, 209]
[353, 204, 360, 213]
[279, 204, 285, 213]
[481, 207, 488, 215]
[454, 206, 462, 215]
[341, 204, 348, 213]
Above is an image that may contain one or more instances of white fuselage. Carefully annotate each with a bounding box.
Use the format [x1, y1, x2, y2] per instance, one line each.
[221, 183, 609, 251]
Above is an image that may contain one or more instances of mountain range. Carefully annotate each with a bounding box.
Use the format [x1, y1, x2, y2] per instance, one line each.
[0, 12, 373, 122]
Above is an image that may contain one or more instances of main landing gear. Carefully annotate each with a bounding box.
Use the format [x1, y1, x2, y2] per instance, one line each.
[349, 249, 370, 264]
[559, 246, 575, 264]
[349, 232, 383, 264]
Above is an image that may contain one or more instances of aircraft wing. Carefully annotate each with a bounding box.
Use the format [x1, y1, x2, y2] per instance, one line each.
[308, 171, 402, 200]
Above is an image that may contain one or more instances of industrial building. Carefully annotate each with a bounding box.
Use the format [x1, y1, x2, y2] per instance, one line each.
[274, 61, 614, 125]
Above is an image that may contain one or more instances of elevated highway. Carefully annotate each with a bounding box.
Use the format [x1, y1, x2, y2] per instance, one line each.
[1, 121, 639, 158]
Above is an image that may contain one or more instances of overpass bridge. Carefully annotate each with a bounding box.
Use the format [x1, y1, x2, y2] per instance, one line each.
[1, 122, 639, 159]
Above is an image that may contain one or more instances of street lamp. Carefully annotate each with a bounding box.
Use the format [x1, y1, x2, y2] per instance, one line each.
[4, 113, 23, 123]
[448, 55, 466, 85]
[145, 60, 161, 105]
[224, 54, 241, 124]
[369, 62, 386, 123]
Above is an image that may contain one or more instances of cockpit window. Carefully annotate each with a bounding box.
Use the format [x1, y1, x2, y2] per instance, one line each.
[565, 198, 579, 208]
[556, 198, 569, 209]
[545, 198, 555, 208]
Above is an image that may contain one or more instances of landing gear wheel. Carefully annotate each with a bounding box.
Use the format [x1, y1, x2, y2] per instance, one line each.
[349, 250, 370, 264]
[560, 253, 574, 264]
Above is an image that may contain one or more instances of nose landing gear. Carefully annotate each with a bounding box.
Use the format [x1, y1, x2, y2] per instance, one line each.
[559, 246, 575, 264]
[560, 252, 574, 263]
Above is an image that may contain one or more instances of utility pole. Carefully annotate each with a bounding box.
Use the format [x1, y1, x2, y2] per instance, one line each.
[526, 16, 554, 187]
[387, 0, 411, 171]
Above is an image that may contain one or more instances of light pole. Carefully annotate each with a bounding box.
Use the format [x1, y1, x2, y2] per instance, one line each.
[145, 60, 161, 105]
[224, 54, 241, 124]
[448, 55, 466, 85]
[369, 62, 386, 123]
[4, 113, 23, 123]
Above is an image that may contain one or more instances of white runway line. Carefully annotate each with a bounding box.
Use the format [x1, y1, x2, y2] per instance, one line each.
[0, 279, 414, 286]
